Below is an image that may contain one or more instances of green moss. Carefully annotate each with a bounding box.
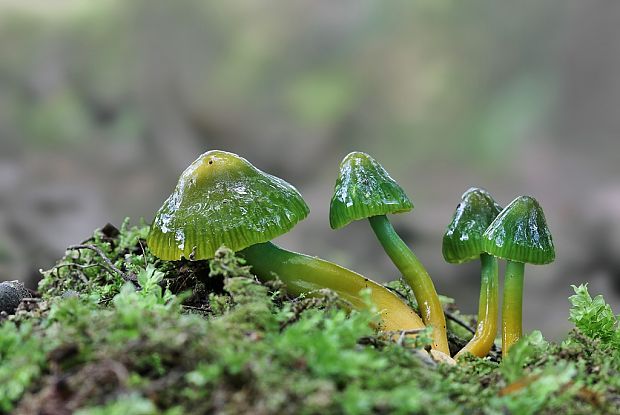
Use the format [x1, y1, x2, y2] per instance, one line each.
[1, 222, 618, 414]
[569, 284, 620, 349]
[38, 219, 154, 301]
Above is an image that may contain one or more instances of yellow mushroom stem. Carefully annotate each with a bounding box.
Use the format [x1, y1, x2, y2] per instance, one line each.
[502, 260, 525, 356]
[240, 242, 425, 332]
[455, 253, 499, 359]
[368, 215, 450, 354]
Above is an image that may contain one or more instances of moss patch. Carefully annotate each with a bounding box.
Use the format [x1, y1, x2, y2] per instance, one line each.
[1, 221, 618, 414]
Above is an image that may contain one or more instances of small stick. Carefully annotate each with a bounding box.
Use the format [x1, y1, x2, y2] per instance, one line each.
[444, 310, 476, 335]
[138, 239, 148, 268]
[66, 245, 135, 282]
[54, 263, 100, 284]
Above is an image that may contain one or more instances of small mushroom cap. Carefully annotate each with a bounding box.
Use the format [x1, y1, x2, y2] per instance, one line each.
[329, 152, 413, 229]
[0, 281, 29, 314]
[147, 150, 309, 260]
[443, 187, 502, 264]
[482, 195, 555, 265]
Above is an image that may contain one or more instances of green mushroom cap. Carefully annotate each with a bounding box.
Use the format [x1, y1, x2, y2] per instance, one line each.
[329, 152, 413, 229]
[148, 150, 309, 261]
[482, 195, 555, 265]
[443, 187, 502, 264]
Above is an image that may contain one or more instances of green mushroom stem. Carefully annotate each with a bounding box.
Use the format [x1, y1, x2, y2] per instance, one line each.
[455, 253, 499, 360]
[482, 195, 555, 357]
[442, 187, 502, 359]
[240, 242, 426, 333]
[368, 215, 449, 354]
[502, 260, 525, 355]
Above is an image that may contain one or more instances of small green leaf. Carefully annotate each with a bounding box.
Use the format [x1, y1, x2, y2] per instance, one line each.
[569, 284, 619, 347]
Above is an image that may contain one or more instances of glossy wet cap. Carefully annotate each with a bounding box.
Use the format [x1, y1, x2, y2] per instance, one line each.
[148, 150, 309, 260]
[482, 195, 555, 265]
[443, 187, 502, 263]
[329, 152, 413, 229]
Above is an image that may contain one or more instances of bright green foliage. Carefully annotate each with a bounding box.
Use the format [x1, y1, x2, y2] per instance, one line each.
[2, 224, 619, 414]
[136, 264, 174, 305]
[500, 330, 549, 383]
[74, 394, 160, 415]
[492, 362, 577, 415]
[569, 284, 619, 349]
[38, 218, 153, 300]
[487, 330, 611, 415]
[0, 323, 47, 413]
[208, 245, 254, 279]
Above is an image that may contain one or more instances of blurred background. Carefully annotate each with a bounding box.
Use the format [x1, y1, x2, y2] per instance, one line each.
[1, 0, 619, 339]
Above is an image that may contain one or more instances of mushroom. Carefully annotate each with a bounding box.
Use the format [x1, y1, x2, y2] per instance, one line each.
[0, 281, 29, 314]
[482, 195, 555, 356]
[329, 151, 449, 354]
[147, 150, 424, 332]
[443, 188, 502, 359]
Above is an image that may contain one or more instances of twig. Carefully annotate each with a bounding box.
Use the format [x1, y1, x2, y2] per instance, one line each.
[138, 239, 148, 268]
[66, 245, 136, 283]
[54, 263, 100, 284]
[68, 263, 127, 284]
[444, 310, 476, 335]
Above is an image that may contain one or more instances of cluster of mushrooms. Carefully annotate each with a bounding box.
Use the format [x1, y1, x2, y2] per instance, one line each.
[147, 150, 555, 362]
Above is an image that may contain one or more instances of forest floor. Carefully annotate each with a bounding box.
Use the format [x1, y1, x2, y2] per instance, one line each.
[0, 220, 618, 415]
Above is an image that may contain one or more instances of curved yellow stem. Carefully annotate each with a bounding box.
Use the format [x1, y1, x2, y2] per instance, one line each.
[240, 242, 425, 332]
[455, 254, 499, 359]
[368, 215, 449, 354]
